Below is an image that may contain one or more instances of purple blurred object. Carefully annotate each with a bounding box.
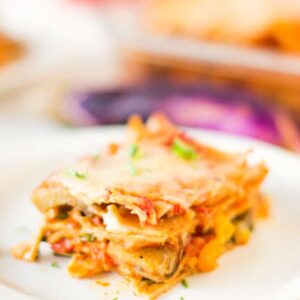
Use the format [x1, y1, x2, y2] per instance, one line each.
[61, 82, 300, 152]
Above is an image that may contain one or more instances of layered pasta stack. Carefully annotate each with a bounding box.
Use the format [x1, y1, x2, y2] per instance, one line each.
[13, 113, 269, 299]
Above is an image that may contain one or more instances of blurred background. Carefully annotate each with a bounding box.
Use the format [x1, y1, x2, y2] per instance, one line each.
[1, 0, 300, 152]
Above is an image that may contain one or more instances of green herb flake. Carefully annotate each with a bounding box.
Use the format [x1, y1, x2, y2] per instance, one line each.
[112, 298, 118, 300]
[129, 143, 139, 157]
[171, 138, 197, 161]
[128, 143, 142, 175]
[181, 279, 189, 288]
[180, 297, 185, 300]
[51, 261, 60, 268]
[68, 170, 87, 179]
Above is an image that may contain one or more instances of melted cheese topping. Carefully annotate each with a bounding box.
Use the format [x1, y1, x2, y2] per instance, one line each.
[53, 142, 243, 202]
[33, 140, 265, 226]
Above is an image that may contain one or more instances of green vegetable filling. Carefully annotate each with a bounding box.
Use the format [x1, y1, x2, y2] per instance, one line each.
[141, 277, 155, 285]
[56, 212, 68, 220]
[80, 233, 96, 242]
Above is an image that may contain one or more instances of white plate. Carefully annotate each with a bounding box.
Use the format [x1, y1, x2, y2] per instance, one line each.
[0, 127, 300, 300]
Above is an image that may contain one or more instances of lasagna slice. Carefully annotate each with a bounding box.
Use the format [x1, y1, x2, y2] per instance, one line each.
[13, 112, 269, 299]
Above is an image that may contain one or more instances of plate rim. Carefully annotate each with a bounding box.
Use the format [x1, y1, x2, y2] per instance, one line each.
[2, 126, 299, 162]
[0, 126, 299, 300]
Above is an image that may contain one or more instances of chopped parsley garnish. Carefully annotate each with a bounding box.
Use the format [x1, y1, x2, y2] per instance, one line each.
[180, 297, 185, 300]
[51, 261, 60, 268]
[172, 138, 197, 161]
[68, 170, 87, 179]
[181, 279, 189, 288]
[128, 143, 142, 175]
[112, 298, 118, 300]
[129, 143, 139, 158]
[80, 233, 96, 242]
[129, 143, 143, 159]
